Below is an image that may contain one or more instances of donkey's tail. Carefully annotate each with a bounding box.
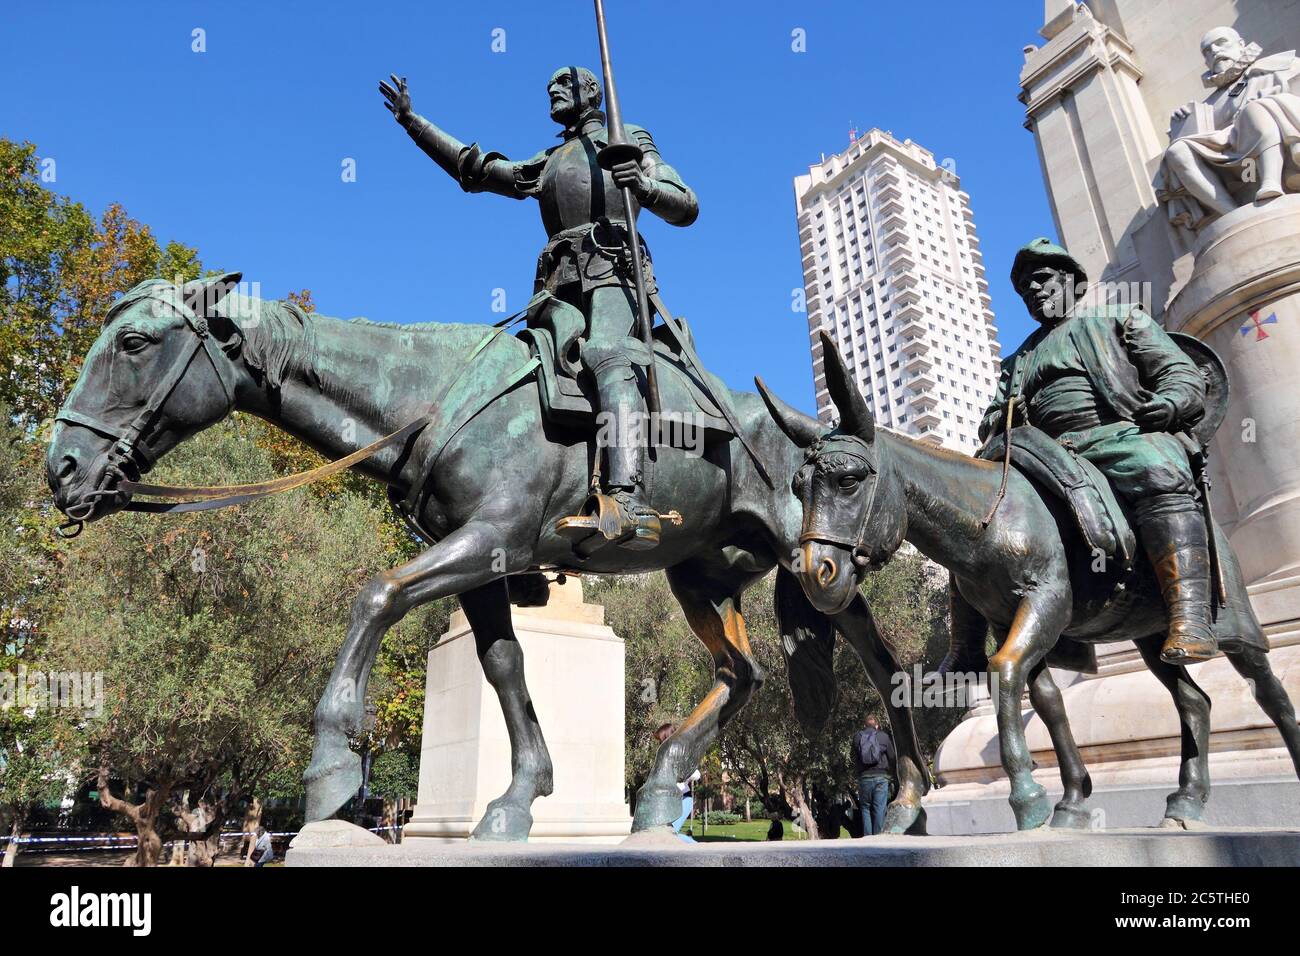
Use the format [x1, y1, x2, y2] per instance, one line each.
[775, 567, 839, 734]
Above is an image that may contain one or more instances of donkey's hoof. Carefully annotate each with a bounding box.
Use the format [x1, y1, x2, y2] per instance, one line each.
[1010, 783, 1052, 830]
[883, 802, 925, 835]
[1050, 803, 1093, 830]
[1162, 790, 1208, 828]
[470, 799, 533, 842]
[303, 749, 362, 823]
[631, 785, 683, 832]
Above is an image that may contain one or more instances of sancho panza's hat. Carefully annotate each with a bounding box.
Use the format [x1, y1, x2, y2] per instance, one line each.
[1010, 237, 1089, 291]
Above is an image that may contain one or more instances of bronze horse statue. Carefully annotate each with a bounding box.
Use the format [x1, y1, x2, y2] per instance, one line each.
[759, 332, 1300, 830]
[47, 274, 934, 838]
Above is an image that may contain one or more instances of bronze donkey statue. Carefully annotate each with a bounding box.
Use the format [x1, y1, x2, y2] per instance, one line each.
[758, 332, 1300, 830]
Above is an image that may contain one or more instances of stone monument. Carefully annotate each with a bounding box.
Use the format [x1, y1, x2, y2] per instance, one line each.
[403, 577, 634, 843]
[924, 1, 1300, 832]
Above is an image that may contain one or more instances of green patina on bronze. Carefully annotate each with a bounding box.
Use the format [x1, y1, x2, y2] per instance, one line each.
[47, 257, 937, 839]
[760, 239, 1300, 832]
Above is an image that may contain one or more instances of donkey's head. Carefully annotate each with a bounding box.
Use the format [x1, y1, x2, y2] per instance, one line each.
[46, 273, 245, 525]
[757, 331, 906, 614]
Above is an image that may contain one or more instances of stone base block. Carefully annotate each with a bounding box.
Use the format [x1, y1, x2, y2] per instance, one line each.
[286, 827, 1300, 867]
[403, 578, 633, 845]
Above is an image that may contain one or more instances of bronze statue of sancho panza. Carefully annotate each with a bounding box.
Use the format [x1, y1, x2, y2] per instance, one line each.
[379, 66, 698, 549]
[980, 239, 1216, 664]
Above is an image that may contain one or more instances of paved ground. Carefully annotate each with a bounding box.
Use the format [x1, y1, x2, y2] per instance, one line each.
[287, 824, 1300, 867]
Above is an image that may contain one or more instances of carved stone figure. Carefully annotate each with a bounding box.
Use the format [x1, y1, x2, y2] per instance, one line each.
[1157, 26, 1300, 229]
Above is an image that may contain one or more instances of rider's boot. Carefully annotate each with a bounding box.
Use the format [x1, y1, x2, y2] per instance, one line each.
[556, 355, 661, 550]
[1136, 498, 1218, 665]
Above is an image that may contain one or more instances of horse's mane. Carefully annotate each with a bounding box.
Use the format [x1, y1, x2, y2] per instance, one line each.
[106, 279, 483, 397]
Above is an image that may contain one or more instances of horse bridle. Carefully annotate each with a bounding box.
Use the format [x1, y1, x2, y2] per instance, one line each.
[796, 436, 884, 570]
[54, 289, 239, 532]
[51, 297, 540, 539]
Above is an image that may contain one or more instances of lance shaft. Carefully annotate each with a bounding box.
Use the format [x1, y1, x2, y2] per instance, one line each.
[593, 0, 660, 417]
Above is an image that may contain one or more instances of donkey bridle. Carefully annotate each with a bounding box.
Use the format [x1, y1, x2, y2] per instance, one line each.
[796, 438, 883, 570]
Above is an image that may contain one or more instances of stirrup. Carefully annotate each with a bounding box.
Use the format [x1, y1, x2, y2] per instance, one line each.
[555, 492, 677, 554]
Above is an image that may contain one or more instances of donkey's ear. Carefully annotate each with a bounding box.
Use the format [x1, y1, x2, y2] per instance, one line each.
[756, 376, 822, 448]
[818, 330, 874, 442]
[182, 272, 243, 317]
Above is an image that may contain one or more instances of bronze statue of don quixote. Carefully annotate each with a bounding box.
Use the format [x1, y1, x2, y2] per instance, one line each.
[45, 3, 1300, 842]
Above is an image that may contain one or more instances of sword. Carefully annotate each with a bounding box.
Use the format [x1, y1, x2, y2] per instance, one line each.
[1191, 437, 1229, 610]
[592, 0, 661, 418]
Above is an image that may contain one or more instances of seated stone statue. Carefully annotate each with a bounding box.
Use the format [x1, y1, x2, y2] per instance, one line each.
[1156, 26, 1300, 229]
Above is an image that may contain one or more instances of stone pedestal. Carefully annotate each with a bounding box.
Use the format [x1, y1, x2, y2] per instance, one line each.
[924, 197, 1300, 833]
[403, 577, 633, 843]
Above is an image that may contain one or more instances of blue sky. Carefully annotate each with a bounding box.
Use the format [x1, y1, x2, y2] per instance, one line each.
[2, 1, 1051, 413]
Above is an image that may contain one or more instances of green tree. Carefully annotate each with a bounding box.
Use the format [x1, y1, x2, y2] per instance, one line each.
[1, 138, 182, 429]
[0, 403, 81, 866]
[588, 573, 712, 803]
[43, 415, 431, 864]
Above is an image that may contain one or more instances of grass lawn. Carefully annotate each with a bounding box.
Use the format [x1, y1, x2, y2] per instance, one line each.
[679, 819, 852, 842]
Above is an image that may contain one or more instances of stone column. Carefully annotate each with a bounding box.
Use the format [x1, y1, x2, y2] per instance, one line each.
[403, 577, 633, 843]
[1166, 194, 1300, 623]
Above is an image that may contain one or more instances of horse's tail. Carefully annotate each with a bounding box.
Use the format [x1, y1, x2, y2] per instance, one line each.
[775, 567, 839, 734]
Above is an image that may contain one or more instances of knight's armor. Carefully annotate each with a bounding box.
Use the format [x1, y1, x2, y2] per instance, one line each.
[395, 75, 697, 549]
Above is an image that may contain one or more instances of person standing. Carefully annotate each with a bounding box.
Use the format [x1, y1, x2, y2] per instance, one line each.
[654, 722, 699, 842]
[851, 716, 895, 835]
[251, 826, 274, 868]
[765, 812, 784, 841]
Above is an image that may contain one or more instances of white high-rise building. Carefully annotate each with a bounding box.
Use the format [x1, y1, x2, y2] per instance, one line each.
[793, 129, 1002, 452]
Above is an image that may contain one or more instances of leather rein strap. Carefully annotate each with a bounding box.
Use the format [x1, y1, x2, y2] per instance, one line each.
[119, 414, 434, 514]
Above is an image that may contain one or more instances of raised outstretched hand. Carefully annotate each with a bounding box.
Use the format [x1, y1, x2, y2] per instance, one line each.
[379, 74, 412, 123]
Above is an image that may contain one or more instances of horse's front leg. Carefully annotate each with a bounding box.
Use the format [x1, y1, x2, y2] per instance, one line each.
[459, 579, 553, 841]
[835, 595, 931, 834]
[1027, 659, 1093, 829]
[304, 520, 522, 823]
[631, 560, 766, 833]
[989, 590, 1070, 830]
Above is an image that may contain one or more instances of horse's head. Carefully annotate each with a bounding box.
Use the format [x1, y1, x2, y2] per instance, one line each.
[47, 273, 244, 525]
[757, 331, 906, 615]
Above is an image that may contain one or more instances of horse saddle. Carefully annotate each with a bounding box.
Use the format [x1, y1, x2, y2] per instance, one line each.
[517, 291, 734, 443]
[978, 425, 1137, 567]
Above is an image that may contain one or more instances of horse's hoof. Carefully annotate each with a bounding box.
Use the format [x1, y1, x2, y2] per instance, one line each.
[1050, 803, 1093, 830]
[631, 785, 683, 832]
[303, 748, 362, 823]
[882, 802, 925, 835]
[1010, 783, 1052, 830]
[1163, 790, 1207, 826]
[470, 799, 534, 842]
